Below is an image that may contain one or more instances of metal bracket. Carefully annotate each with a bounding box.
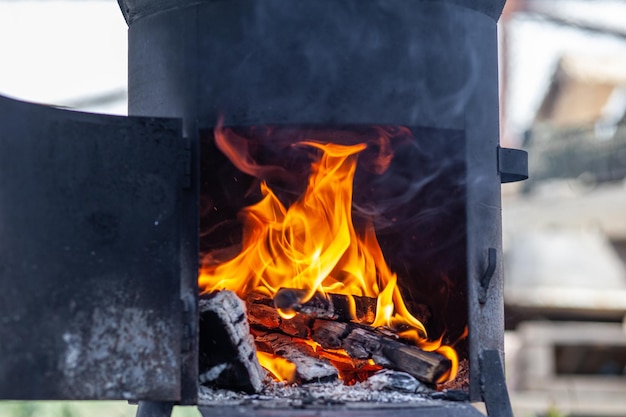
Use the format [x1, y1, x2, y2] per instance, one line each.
[480, 350, 514, 417]
[498, 147, 528, 183]
[478, 248, 497, 304]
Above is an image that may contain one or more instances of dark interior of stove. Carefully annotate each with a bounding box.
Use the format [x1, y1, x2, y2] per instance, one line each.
[198, 124, 469, 365]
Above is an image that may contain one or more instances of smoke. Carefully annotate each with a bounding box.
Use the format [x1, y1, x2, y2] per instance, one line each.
[353, 128, 466, 230]
[203, 124, 466, 258]
[202, 123, 468, 341]
[206, 0, 485, 128]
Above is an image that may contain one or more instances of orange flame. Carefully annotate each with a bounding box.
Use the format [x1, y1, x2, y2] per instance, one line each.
[302, 339, 382, 383]
[257, 351, 296, 383]
[199, 125, 457, 381]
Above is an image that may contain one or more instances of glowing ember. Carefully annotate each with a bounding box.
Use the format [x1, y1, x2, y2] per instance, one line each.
[199, 124, 459, 382]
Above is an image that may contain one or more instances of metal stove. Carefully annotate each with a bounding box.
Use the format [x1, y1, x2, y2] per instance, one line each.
[0, 1, 526, 416]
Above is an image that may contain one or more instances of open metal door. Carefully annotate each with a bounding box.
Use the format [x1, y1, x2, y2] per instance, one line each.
[0, 94, 191, 401]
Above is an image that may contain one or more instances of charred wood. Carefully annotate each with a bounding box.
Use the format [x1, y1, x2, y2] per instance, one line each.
[199, 290, 265, 393]
[311, 346, 382, 383]
[256, 332, 338, 383]
[247, 302, 281, 329]
[273, 288, 377, 324]
[246, 294, 313, 338]
[279, 314, 314, 339]
[311, 320, 450, 384]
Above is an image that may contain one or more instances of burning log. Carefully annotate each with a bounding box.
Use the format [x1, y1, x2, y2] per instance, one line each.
[256, 332, 338, 383]
[246, 294, 381, 383]
[247, 302, 281, 329]
[279, 314, 314, 339]
[246, 293, 313, 338]
[198, 291, 265, 393]
[310, 345, 383, 383]
[245, 291, 449, 386]
[311, 320, 450, 385]
[273, 287, 377, 324]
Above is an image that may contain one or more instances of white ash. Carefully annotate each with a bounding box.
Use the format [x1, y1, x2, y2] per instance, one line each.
[199, 363, 231, 384]
[198, 371, 435, 408]
[362, 370, 430, 394]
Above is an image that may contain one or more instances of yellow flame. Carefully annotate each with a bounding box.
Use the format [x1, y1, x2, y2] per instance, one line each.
[435, 345, 459, 382]
[199, 141, 380, 305]
[257, 351, 296, 383]
[302, 339, 322, 351]
[277, 309, 297, 320]
[199, 126, 457, 381]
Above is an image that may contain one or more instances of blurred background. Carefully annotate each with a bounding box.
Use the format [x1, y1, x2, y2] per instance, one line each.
[0, 0, 625, 416]
[500, 1, 626, 416]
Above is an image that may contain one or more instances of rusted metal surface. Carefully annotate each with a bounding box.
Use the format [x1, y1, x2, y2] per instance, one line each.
[0, 94, 185, 400]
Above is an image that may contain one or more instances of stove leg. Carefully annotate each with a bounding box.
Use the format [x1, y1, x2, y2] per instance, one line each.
[136, 401, 174, 417]
[480, 349, 513, 417]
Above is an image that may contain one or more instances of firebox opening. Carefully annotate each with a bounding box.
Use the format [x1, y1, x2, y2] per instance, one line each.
[197, 124, 468, 389]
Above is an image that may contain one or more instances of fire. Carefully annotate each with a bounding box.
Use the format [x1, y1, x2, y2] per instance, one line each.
[300, 339, 382, 383]
[199, 125, 458, 382]
[257, 351, 296, 383]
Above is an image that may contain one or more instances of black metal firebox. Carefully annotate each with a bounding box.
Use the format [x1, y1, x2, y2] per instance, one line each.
[0, 0, 526, 416]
